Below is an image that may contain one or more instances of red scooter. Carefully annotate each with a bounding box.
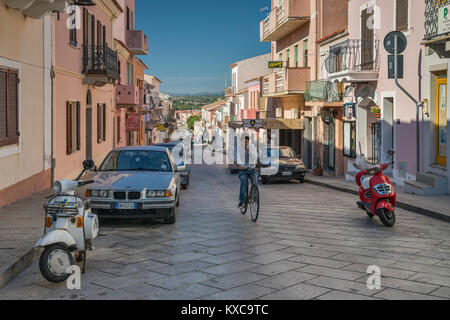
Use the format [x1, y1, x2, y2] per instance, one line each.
[354, 160, 397, 227]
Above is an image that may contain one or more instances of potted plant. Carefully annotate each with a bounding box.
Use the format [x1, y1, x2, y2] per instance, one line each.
[313, 157, 323, 176]
[370, 106, 381, 119]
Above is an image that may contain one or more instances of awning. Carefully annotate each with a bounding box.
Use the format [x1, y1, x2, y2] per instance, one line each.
[228, 121, 243, 129]
[263, 118, 304, 130]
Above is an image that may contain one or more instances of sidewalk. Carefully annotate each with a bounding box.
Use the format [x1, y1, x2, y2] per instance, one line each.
[0, 189, 49, 288]
[305, 173, 450, 222]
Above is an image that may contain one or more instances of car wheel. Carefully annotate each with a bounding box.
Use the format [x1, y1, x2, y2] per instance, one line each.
[299, 177, 305, 183]
[163, 206, 176, 224]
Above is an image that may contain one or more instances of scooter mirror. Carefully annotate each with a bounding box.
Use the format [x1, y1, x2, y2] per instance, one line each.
[83, 160, 95, 171]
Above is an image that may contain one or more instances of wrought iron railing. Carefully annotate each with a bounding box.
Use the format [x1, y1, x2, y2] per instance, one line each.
[82, 45, 119, 78]
[425, 0, 450, 40]
[305, 80, 344, 102]
[325, 39, 380, 74]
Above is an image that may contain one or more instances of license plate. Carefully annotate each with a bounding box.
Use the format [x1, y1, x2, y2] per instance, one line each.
[282, 171, 293, 176]
[116, 203, 137, 210]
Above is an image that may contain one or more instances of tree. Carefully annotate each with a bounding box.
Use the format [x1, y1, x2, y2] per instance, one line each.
[187, 115, 202, 130]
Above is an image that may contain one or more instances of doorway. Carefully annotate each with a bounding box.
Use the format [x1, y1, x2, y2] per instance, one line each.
[382, 97, 394, 164]
[436, 77, 447, 166]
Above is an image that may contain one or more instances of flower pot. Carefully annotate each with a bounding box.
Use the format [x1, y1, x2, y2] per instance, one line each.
[313, 168, 323, 176]
[376, 113, 381, 119]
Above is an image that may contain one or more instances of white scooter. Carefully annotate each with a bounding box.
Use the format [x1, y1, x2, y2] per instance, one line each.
[36, 160, 99, 283]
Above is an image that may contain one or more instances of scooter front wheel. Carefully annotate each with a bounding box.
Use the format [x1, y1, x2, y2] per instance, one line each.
[39, 244, 74, 283]
[377, 208, 396, 227]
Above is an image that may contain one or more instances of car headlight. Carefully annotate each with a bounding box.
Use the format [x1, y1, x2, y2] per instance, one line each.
[295, 164, 305, 170]
[146, 190, 172, 198]
[87, 190, 109, 198]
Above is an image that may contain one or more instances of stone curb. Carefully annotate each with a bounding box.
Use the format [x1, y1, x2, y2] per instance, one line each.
[0, 247, 41, 289]
[306, 179, 450, 223]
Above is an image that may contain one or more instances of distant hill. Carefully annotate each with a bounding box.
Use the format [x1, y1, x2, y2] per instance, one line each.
[168, 91, 224, 97]
[171, 94, 224, 111]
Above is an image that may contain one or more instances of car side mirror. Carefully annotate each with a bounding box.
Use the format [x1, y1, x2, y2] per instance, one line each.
[83, 160, 95, 171]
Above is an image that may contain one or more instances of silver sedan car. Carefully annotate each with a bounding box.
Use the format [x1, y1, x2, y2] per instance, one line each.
[86, 146, 181, 224]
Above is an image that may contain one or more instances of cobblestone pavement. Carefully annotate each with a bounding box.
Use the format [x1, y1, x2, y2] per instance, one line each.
[0, 164, 449, 300]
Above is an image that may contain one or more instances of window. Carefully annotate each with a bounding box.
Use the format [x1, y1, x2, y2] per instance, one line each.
[126, 7, 130, 31]
[396, 0, 409, 32]
[343, 121, 356, 158]
[66, 101, 80, 155]
[97, 103, 106, 143]
[294, 45, 299, 67]
[0, 67, 19, 148]
[126, 63, 130, 85]
[69, 6, 77, 46]
[286, 49, 290, 68]
[302, 40, 308, 67]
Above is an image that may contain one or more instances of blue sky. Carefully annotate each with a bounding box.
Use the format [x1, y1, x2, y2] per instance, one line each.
[135, 0, 271, 95]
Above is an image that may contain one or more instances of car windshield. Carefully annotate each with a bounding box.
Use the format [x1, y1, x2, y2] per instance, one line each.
[265, 148, 297, 159]
[98, 150, 172, 172]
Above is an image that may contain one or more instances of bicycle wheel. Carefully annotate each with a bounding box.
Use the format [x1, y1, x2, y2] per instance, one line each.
[249, 185, 260, 222]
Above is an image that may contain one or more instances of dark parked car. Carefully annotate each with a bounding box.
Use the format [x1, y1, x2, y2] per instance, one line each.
[260, 146, 306, 184]
[154, 142, 190, 189]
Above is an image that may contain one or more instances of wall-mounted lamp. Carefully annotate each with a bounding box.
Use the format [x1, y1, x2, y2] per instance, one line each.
[74, 0, 96, 6]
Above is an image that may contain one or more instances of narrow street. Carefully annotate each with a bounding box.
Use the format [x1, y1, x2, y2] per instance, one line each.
[0, 165, 449, 300]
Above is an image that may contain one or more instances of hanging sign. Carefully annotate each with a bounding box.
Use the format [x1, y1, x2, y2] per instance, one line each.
[127, 113, 140, 132]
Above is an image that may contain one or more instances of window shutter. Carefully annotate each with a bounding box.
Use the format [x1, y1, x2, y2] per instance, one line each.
[66, 102, 72, 155]
[97, 104, 101, 143]
[97, 20, 101, 46]
[117, 116, 121, 142]
[396, 0, 408, 32]
[83, 8, 88, 46]
[91, 15, 96, 47]
[102, 104, 106, 141]
[7, 69, 19, 145]
[102, 26, 106, 50]
[76, 102, 81, 150]
[0, 68, 7, 141]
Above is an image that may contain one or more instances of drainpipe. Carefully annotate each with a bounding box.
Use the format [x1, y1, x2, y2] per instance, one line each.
[394, 36, 422, 174]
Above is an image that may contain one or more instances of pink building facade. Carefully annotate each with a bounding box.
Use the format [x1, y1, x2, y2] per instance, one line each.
[326, 0, 425, 187]
[53, 2, 122, 181]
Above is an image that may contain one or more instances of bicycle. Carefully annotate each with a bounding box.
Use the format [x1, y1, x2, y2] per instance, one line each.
[239, 167, 260, 222]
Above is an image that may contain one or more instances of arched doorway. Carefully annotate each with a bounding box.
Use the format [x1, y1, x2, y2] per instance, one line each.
[357, 97, 380, 164]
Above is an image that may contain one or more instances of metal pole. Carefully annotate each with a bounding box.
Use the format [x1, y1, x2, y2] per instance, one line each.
[393, 35, 421, 173]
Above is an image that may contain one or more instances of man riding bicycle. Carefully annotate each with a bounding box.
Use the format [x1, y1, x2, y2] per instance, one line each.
[237, 136, 258, 209]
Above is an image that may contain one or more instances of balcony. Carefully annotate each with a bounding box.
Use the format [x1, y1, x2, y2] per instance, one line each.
[4, 0, 68, 19]
[325, 39, 380, 83]
[305, 80, 344, 103]
[82, 45, 119, 86]
[423, 0, 450, 57]
[126, 30, 149, 55]
[265, 67, 309, 96]
[241, 109, 262, 120]
[116, 84, 139, 106]
[260, 0, 310, 42]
